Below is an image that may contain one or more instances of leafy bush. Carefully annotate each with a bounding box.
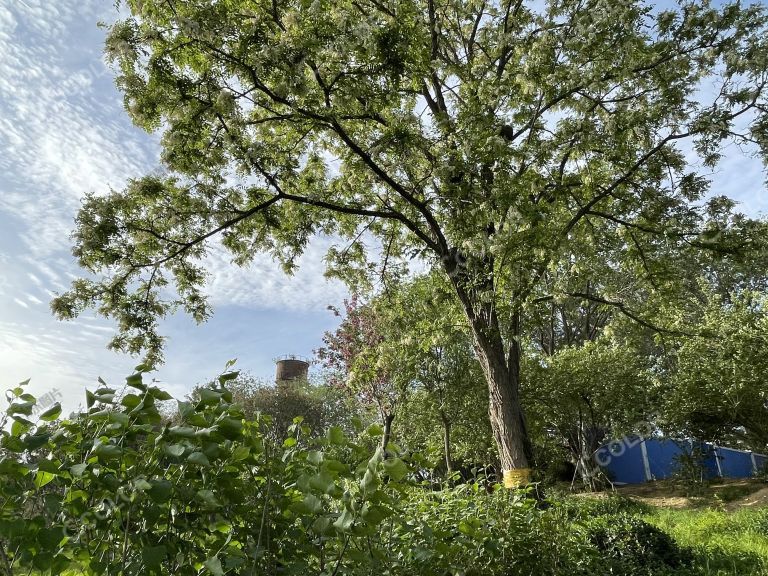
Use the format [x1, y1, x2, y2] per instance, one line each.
[0, 368, 600, 576]
[0, 368, 422, 575]
[5, 369, 764, 576]
[672, 447, 712, 496]
[585, 513, 692, 575]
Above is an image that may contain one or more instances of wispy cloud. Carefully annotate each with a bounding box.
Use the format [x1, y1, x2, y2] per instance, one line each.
[0, 1, 157, 258]
[202, 238, 347, 312]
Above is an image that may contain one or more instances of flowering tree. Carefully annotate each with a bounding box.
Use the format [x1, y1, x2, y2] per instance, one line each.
[53, 0, 768, 482]
[317, 296, 406, 450]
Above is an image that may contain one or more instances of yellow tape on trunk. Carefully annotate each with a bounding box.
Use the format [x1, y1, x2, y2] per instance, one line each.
[503, 468, 532, 489]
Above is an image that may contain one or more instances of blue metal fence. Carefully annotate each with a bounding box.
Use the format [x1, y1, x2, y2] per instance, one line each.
[594, 437, 767, 484]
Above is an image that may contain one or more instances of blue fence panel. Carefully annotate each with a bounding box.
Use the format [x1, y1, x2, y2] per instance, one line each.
[595, 437, 768, 484]
[696, 442, 722, 479]
[717, 447, 759, 479]
[644, 439, 686, 480]
[595, 437, 647, 484]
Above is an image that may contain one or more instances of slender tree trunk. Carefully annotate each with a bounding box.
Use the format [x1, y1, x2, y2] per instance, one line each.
[381, 413, 395, 452]
[438, 409, 453, 475]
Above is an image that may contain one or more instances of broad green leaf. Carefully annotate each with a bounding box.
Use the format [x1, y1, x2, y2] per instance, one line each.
[126, 373, 146, 391]
[148, 479, 172, 503]
[150, 387, 173, 401]
[198, 388, 222, 406]
[142, 545, 166, 568]
[39, 403, 62, 421]
[8, 401, 34, 416]
[327, 426, 345, 445]
[333, 507, 355, 533]
[70, 463, 88, 477]
[231, 445, 250, 461]
[204, 557, 224, 576]
[382, 457, 408, 481]
[164, 444, 186, 457]
[196, 489, 219, 506]
[187, 451, 210, 466]
[34, 470, 56, 490]
[121, 393, 142, 409]
[176, 401, 194, 420]
[11, 417, 32, 437]
[168, 426, 196, 438]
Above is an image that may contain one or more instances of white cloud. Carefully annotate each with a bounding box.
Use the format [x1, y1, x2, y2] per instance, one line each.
[0, 1, 156, 258]
[26, 294, 43, 305]
[202, 237, 348, 311]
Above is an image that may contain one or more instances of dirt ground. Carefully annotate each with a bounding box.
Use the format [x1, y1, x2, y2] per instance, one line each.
[574, 478, 768, 510]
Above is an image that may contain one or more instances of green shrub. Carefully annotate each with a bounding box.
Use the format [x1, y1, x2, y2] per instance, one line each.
[557, 494, 653, 519]
[587, 513, 692, 574]
[1, 369, 601, 576]
[4, 368, 765, 576]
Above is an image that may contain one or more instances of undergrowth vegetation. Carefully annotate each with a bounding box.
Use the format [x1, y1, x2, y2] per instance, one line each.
[1, 369, 766, 575]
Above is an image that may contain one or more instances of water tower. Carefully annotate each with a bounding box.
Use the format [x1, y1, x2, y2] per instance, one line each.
[274, 354, 310, 386]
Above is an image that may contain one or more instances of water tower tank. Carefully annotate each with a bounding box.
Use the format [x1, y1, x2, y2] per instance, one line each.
[275, 355, 310, 384]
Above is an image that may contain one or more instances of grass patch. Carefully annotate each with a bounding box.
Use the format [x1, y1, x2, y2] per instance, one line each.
[647, 507, 768, 575]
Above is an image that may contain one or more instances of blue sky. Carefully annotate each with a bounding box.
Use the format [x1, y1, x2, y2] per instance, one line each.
[0, 0, 346, 411]
[0, 1, 767, 414]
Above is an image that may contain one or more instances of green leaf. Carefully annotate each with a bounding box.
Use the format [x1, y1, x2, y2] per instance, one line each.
[39, 403, 62, 421]
[198, 388, 222, 406]
[362, 468, 378, 493]
[70, 463, 88, 477]
[24, 432, 51, 450]
[333, 507, 355, 533]
[176, 400, 194, 420]
[121, 393, 142, 409]
[204, 557, 224, 576]
[168, 426, 196, 438]
[148, 479, 172, 503]
[309, 471, 335, 494]
[197, 489, 220, 507]
[187, 451, 210, 466]
[133, 478, 153, 491]
[164, 444, 186, 458]
[126, 373, 146, 391]
[382, 457, 408, 481]
[150, 387, 173, 401]
[11, 417, 33, 437]
[8, 401, 34, 416]
[142, 545, 166, 568]
[92, 440, 122, 459]
[327, 426, 345, 445]
[34, 470, 56, 490]
[361, 503, 389, 526]
[109, 411, 130, 426]
[218, 371, 239, 384]
[231, 445, 250, 461]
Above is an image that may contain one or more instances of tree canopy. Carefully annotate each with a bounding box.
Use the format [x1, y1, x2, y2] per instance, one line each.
[53, 0, 768, 477]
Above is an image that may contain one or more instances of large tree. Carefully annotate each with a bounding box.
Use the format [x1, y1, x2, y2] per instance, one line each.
[54, 0, 768, 482]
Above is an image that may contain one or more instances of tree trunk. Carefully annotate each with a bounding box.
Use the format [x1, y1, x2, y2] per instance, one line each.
[438, 409, 453, 475]
[445, 254, 532, 486]
[381, 413, 395, 452]
[478, 343, 531, 473]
